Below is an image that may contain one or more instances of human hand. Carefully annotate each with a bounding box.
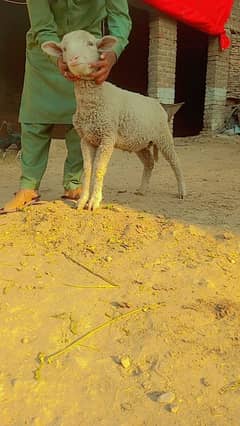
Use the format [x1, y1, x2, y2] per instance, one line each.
[57, 56, 81, 82]
[90, 51, 117, 85]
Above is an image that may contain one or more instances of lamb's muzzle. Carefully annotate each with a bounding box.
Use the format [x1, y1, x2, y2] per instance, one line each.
[42, 30, 186, 211]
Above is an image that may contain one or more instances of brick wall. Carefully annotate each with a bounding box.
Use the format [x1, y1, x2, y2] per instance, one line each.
[226, 1, 240, 101]
[203, 37, 230, 132]
[148, 12, 176, 104]
[227, 32, 240, 100]
[202, 0, 240, 132]
[228, 0, 240, 32]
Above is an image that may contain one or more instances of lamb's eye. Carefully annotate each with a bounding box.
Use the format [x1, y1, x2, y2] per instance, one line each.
[88, 41, 94, 47]
[63, 47, 66, 52]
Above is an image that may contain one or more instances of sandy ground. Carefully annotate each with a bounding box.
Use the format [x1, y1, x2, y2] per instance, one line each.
[0, 135, 240, 426]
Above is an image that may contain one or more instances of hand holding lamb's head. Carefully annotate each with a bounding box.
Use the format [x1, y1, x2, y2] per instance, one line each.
[42, 30, 117, 77]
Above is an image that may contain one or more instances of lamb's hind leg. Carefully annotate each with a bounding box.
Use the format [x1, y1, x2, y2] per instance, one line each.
[159, 133, 186, 199]
[135, 148, 154, 195]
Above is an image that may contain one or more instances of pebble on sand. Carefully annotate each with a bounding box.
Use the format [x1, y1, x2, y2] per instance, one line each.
[157, 392, 176, 404]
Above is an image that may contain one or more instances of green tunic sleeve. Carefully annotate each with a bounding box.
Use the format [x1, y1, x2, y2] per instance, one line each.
[106, 0, 132, 58]
[27, 0, 60, 46]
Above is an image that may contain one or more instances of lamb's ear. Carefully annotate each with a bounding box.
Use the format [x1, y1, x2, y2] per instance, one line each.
[41, 41, 63, 57]
[96, 36, 118, 52]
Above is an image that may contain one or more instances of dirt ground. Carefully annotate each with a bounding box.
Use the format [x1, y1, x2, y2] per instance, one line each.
[0, 135, 240, 426]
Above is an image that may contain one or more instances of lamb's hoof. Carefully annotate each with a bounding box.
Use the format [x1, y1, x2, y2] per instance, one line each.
[75, 204, 83, 210]
[134, 189, 145, 196]
[87, 201, 101, 211]
[76, 198, 88, 210]
[178, 189, 187, 200]
[87, 196, 102, 211]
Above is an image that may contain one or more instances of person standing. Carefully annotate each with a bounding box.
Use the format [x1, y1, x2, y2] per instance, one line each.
[3, 0, 131, 212]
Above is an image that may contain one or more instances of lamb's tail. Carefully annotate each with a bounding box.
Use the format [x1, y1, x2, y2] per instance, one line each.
[153, 102, 184, 163]
[160, 102, 184, 122]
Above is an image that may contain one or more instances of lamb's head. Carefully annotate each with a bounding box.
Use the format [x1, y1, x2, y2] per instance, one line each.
[41, 30, 117, 77]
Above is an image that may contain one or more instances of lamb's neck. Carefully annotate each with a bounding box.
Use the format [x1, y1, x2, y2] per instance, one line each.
[74, 80, 104, 111]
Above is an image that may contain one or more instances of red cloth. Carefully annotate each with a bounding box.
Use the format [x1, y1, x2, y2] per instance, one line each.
[143, 0, 234, 49]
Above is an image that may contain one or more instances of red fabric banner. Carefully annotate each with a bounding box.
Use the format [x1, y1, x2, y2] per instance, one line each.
[143, 0, 234, 49]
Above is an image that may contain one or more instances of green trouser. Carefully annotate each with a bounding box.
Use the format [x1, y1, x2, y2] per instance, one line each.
[20, 123, 83, 191]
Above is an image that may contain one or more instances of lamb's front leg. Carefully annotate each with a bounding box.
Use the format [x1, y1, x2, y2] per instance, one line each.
[88, 138, 115, 211]
[77, 139, 96, 210]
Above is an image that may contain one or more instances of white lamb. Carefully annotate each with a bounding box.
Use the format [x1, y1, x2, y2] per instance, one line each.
[42, 30, 186, 210]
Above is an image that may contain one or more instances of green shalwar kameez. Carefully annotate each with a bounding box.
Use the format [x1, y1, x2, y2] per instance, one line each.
[20, 0, 132, 190]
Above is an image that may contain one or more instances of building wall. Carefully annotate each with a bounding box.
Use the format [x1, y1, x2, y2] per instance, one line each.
[227, 33, 240, 100]
[227, 0, 240, 101]
[147, 0, 240, 135]
[200, 0, 240, 132]
[228, 0, 240, 32]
